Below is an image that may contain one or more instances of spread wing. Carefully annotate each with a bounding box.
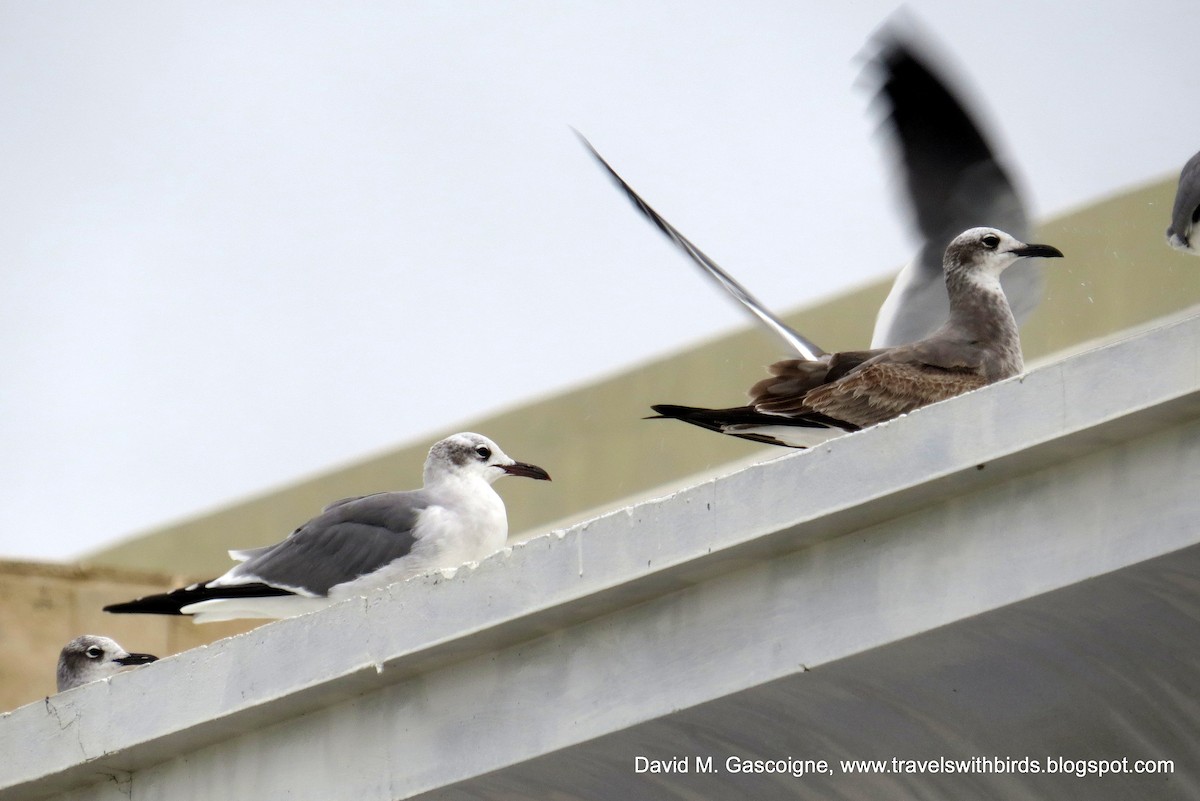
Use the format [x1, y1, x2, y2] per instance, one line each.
[575, 130, 825, 361]
[869, 34, 1034, 347]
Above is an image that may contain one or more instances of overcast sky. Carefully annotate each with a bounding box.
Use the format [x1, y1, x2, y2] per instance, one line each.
[2, 1, 1196, 562]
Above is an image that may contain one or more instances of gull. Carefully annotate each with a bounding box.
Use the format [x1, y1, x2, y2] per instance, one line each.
[650, 228, 1062, 448]
[56, 635, 158, 692]
[1166, 149, 1200, 255]
[104, 433, 550, 623]
[576, 30, 1034, 354]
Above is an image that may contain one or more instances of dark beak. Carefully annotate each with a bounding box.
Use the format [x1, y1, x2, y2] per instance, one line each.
[115, 652, 159, 666]
[501, 461, 551, 481]
[1009, 243, 1063, 259]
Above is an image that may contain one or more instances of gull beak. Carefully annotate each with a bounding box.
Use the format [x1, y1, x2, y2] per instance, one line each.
[114, 652, 159, 666]
[500, 461, 552, 481]
[1009, 243, 1063, 259]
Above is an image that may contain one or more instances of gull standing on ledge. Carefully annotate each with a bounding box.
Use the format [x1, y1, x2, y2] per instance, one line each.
[650, 228, 1062, 448]
[1166, 149, 1200, 255]
[104, 433, 551, 623]
[56, 635, 158, 692]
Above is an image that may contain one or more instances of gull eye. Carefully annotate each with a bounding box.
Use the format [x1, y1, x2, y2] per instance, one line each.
[85, 647, 104, 659]
[981, 234, 1000, 249]
[475, 445, 491, 460]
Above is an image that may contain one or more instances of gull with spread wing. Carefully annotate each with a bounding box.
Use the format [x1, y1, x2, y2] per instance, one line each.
[648, 228, 1062, 447]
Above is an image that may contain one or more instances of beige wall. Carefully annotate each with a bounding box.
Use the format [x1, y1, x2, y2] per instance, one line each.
[0, 561, 258, 711]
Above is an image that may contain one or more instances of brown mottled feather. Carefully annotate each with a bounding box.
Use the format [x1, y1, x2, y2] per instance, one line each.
[750, 350, 885, 416]
[648, 228, 1061, 448]
[804, 362, 987, 427]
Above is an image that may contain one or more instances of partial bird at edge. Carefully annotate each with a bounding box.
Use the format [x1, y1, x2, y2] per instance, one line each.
[1166, 149, 1200, 255]
[56, 635, 158, 692]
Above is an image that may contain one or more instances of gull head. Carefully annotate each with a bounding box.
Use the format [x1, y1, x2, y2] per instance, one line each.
[424, 432, 551, 486]
[944, 227, 1063, 284]
[56, 635, 159, 692]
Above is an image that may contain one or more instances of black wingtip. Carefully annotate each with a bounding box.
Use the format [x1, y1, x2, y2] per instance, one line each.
[647, 404, 732, 434]
[573, 132, 826, 360]
[572, 129, 671, 237]
[645, 405, 678, 421]
[104, 581, 298, 616]
[104, 595, 190, 616]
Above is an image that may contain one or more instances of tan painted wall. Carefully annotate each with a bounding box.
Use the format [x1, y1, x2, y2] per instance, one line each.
[0, 561, 258, 711]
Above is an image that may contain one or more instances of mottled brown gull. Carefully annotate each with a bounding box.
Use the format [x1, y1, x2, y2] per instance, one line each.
[650, 228, 1062, 448]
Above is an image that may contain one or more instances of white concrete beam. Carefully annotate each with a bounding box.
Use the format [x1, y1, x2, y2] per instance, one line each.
[3, 311, 1198, 800]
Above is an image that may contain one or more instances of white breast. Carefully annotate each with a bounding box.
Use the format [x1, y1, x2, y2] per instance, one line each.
[330, 476, 509, 599]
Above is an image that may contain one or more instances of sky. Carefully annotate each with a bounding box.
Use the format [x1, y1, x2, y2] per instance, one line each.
[1, 1, 1197, 562]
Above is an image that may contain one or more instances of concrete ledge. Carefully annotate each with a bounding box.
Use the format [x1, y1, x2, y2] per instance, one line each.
[3, 311, 1198, 800]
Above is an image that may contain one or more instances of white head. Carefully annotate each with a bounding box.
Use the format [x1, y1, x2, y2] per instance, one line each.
[423, 432, 551, 487]
[943, 227, 1063, 288]
[56, 635, 158, 692]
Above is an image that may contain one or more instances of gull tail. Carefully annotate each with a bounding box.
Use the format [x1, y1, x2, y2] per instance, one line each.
[575, 130, 824, 361]
[104, 581, 298, 616]
[649, 404, 855, 449]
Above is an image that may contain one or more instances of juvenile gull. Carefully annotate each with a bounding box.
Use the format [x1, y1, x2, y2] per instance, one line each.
[56, 635, 158, 692]
[576, 30, 1035, 354]
[104, 433, 550, 623]
[651, 228, 1062, 448]
[1166, 149, 1200, 255]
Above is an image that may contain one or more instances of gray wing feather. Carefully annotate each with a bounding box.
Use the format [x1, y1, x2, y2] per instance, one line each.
[228, 492, 427, 596]
[575, 130, 825, 361]
[323, 491, 388, 512]
[229, 544, 273, 563]
[1168, 150, 1200, 250]
[869, 36, 1034, 347]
